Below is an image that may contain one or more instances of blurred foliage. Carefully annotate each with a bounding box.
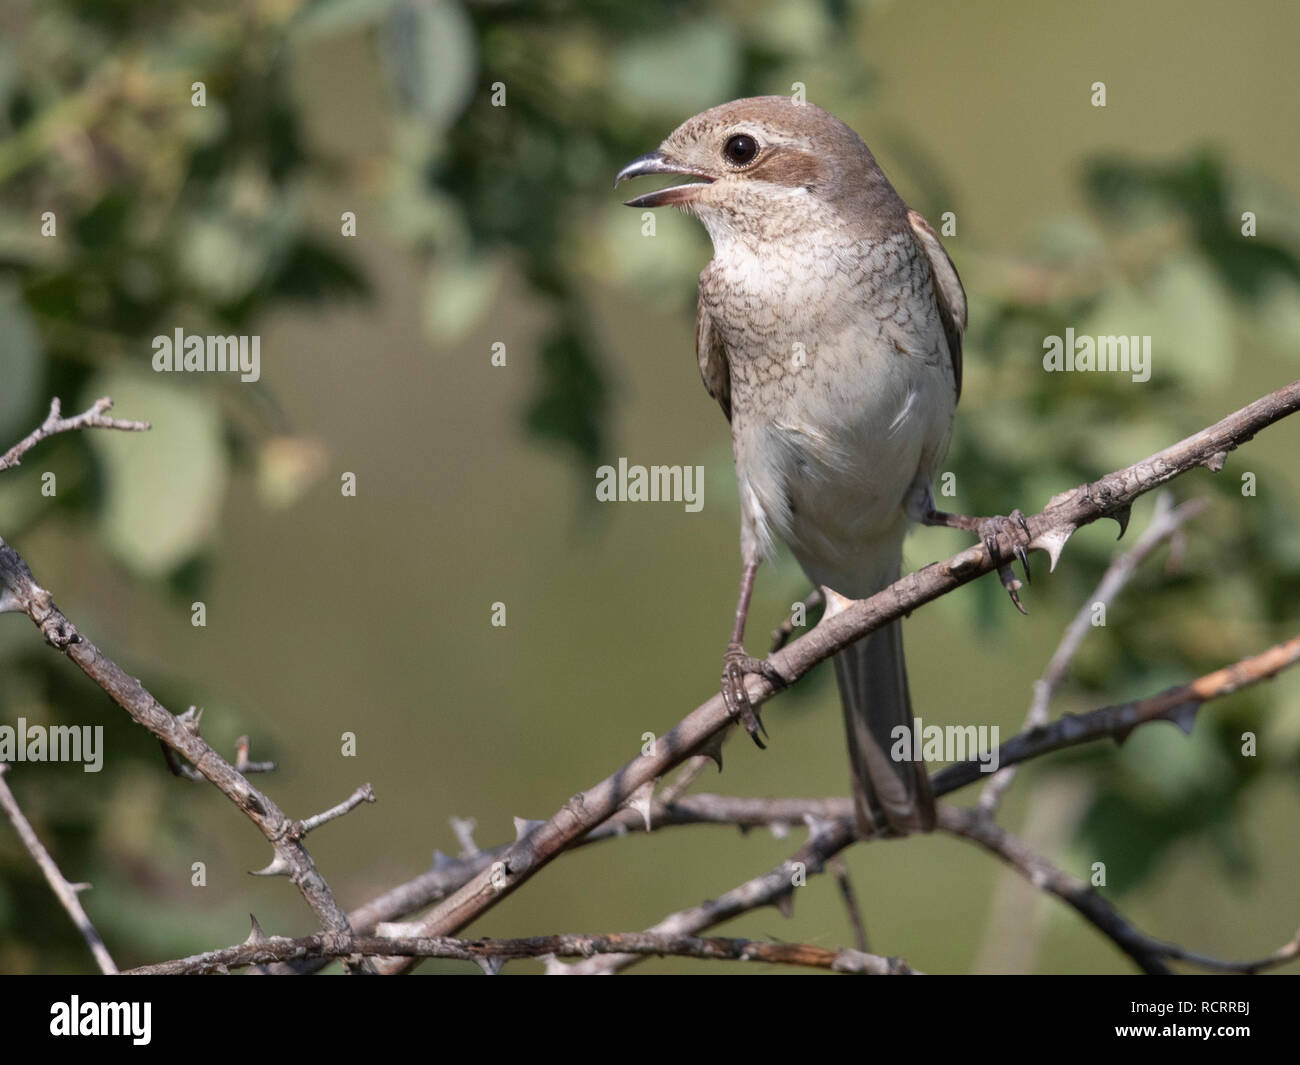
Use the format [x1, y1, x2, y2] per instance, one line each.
[0, 0, 1297, 972]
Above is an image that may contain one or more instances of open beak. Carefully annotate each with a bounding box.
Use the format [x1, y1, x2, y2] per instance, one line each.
[614, 151, 715, 208]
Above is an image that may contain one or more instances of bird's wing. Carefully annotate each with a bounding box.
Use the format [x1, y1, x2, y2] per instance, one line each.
[907, 209, 966, 402]
[696, 288, 732, 422]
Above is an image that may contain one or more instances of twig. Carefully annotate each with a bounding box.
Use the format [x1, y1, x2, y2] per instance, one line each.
[939, 803, 1173, 973]
[980, 492, 1209, 813]
[0, 399, 375, 971]
[123, 928, 916, 976]
[932, 633, 1300, 795]
[559, 816, 859, 975]
[356, 631, 1300, 976]
[938, 805, 1299, 975]
[829, 855, 870, 952]
[0, 764, 117, 974]
[368, 378, 1300, 973]
[0, 397, 148, 474]
[293, 784, 376, 838]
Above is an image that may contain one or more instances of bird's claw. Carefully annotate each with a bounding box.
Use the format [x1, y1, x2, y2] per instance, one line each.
[978, 509, 1031, 613]
[721, 643, 784, 748]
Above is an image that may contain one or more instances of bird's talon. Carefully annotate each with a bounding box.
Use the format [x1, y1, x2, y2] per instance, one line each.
[721, 644, 777, 747]
[977, 512, 1033, 610]
[1014, 543, 1031, 582]
[998, 564, 1027, 614]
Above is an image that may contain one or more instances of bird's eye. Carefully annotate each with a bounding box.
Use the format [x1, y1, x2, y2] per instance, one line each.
[723, 134, 759, 166]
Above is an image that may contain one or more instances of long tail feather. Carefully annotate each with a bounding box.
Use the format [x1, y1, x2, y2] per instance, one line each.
[833, 620, 935, 836]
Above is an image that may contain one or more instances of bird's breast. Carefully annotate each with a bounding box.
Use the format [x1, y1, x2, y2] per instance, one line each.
[703, 232, 956, 590]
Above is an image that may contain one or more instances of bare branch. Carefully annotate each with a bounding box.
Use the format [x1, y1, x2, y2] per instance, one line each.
[351, 630, 1300, 976]
[0, 539, 374, 970]
[559, 816, 858, 975]
[0, 396, 149, 474]
[980, 492, 1209, 813]
[829, 854, 870, 952]
[292, 784, 376, 838]
[0, 764, 117, 974]
[124, 929, 916, 976]
[370, 373, 1300, 972]
[933, 633, 1300, 795]
[938, 805, 1299, 975]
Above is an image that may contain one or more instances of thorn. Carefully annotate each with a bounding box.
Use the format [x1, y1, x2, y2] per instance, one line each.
[696, 730, 726, 772]
[245, 914, 267, 945]
[178, 706, 203, 735]
[1165, 700, 1200, 736]
[431, 849, 457, 871]
[1031, 524, 1076, 573]
[449, 816, 480, 858]
[621, 781, 655, 831]
[474, 954, 505, 976]
[1204, 450, 1228, 473]
[69, 882, 92, 893]
[513, 816, 545, 842]
[1110, 503, 1132, 540]
[802, 812, 837, 844]
[249, 855, 292, 878]
[541, 954, 569, 976]
[776, 893, 795, 919]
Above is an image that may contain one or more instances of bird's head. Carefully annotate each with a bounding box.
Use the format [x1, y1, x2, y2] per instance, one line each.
[615, 96, 903, 244]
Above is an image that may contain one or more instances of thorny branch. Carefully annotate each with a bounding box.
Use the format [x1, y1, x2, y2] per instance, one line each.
[3, 382, 1299, 975]
[978, 491, 1207, 814]
[369, 379, 1300, 973]
[123, 927, 917, 976]
[0, 399, 377, 973]
[558, 632, 1300, 974]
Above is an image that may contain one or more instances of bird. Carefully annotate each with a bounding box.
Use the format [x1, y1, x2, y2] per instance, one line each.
[616, 96, 1028, 838]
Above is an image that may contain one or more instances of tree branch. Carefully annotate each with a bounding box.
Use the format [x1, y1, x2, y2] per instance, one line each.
[368, 379, 1300, 972]
[0, 396, 149, 474]
[0, 764, 118, 974]
[937, 805, 1299, 975]
[0, 398, 376, 971]
[980, 491, 1208, 814]
[124, 926, 915, 976]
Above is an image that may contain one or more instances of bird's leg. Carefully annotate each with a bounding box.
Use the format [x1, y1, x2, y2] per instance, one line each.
[923, 507, 1032, 614]
[721, 560, 786, 748]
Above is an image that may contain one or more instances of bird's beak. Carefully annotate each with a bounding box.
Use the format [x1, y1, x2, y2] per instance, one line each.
[614, 151, 715, 208]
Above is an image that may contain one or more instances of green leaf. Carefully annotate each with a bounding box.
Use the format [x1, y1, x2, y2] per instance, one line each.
[85, 372, 227, 577]
[379, 0, 477, 131]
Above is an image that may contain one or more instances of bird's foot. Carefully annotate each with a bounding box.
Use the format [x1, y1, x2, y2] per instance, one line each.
[924, 507, 1032, 614]
[721, 643, 785, 749]
[978, 509, 1031, 613]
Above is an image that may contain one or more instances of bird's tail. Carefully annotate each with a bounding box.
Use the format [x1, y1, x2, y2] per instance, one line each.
[833, 619, 935, 837]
